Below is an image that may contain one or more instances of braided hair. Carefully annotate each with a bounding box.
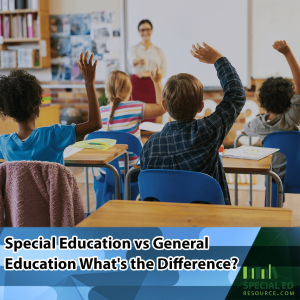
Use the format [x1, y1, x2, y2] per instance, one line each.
[105, 70, 132, 131]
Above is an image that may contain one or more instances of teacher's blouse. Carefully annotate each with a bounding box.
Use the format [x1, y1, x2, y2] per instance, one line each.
[128, 43, 167, 77]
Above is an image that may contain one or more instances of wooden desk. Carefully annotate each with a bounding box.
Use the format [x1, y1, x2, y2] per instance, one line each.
[65, 145, 128, 213]
[77, 200, 292, 227]
[0, 104, 60, 135]
[64, 145, 128, 166]
[222, 155, 272, 173]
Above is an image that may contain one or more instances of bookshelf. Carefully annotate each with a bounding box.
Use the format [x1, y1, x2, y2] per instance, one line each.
[0, 0, 51, 69]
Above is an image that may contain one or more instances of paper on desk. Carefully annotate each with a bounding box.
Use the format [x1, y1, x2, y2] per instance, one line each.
[140, 122, 164, 132]
[64, 147, 84, 159]
[221, 146, 279, 160]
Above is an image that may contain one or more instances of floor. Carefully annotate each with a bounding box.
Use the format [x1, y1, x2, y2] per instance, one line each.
[69, 168, 300, 227]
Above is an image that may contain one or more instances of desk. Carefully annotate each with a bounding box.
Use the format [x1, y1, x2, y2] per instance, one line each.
[65, 145, 129, 213]
[124, 154, 283, 208]
[77, 200, 292, 227]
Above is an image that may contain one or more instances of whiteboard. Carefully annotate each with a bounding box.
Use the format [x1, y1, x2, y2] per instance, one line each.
[252, 0, 300, 79]
[126, 0, 250, 88]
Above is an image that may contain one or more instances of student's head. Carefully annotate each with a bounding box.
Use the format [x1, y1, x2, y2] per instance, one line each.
[138, 19, 153, 42]
[258, 77, 294, 113]
[162, 73, 204, 120]
[105, 70, 132, 129]
[0, 70, 43, 123]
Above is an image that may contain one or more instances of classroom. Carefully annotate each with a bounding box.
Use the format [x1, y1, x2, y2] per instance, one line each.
[0, 0, 299, 227]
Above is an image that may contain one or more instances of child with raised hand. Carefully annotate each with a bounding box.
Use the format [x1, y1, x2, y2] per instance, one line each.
[0, 51, 102, 165]
[140, 42, 246, 205]
[99, 65, 165, 175]
[244, 40, 300, 205]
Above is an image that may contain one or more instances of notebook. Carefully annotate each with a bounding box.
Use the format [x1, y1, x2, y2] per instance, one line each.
[221, 146, 279, 160]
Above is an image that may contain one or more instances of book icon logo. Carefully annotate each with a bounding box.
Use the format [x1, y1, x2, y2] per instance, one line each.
[243, 264, 278, 280]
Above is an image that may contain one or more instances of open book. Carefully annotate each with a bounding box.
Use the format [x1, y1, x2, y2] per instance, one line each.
[221, 146, 279, 160]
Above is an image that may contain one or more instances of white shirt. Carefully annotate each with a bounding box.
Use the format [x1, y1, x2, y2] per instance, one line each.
[128, 43, 167, 77]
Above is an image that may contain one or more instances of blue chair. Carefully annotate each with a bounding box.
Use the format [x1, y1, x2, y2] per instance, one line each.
[138, 169, 225, 204]
[263, 131, 300, 207]
[86, 131, 142, 208]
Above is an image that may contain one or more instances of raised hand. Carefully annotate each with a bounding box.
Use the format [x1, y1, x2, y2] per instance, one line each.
[77, 51, 98, 84]
[150, 64, 163, 83]
[190, 42, 223, 64]
[273, 40, 291, 56]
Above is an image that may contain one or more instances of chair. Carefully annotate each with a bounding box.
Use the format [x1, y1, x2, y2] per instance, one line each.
[138, 169, 225, 204]
[263, 131, 300, 207]
[0, 161, 85, 227]
[86, 131, 142, 208]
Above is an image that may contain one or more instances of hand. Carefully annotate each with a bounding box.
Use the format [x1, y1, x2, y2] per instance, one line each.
[77, 51, 98, 84]
[133, 58, 145, 66]
[190, 42, 223, 64]
[150, 64, 163, 83]
[137, 70, 143, 78]
[273, 40, 291, 56]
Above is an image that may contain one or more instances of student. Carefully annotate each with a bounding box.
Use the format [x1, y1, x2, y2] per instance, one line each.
[244, 40, 300, 206]
[140, 42, 246, 205]
[0, 51, 101, 165]
[99, 66, 165, 175]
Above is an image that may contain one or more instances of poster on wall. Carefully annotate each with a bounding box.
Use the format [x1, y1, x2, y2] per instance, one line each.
[50, 11, 119, 82]
[70, 14, 91, 36]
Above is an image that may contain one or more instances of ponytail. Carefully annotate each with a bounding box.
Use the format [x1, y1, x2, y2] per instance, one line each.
[107, 96, 122, 131]
[105, 70, 132, 131]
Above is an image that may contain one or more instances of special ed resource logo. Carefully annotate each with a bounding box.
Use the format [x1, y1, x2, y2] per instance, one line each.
[242, 264, 294, 298]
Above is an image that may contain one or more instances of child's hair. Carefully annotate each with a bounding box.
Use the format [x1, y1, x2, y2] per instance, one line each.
[0, 70, 43, 123]
[105, 70, 132, 130]
[258, 77, 294, 113]
[162, 73, 203, 120]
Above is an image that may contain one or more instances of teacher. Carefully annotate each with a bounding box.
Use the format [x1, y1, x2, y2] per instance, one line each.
[128, 19, 167, 122]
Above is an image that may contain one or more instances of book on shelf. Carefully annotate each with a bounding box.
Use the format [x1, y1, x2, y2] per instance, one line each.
[5, 45, 40, 68]
[3, 15, 10, 38]
[31, 0, 38, 10]
[8, 0, 14, 11]
[1, 50, 17, 68]
[16, 0, 26, 9]
[27, 13, 33, 38]
[2, 0, 8, 12]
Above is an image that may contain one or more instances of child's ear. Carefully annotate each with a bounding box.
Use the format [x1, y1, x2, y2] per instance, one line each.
[198, 101, 205, 113]
[162, 100, 167, 112]
[34, 106, 40, 118]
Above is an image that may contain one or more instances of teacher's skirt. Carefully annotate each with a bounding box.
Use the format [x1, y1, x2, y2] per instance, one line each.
[130, 74, 156, 123]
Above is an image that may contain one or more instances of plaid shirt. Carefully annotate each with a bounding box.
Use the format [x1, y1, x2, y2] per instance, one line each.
[140, 57, 246, 205]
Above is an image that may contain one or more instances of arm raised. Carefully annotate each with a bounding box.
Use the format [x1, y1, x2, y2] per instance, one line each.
[143, 65, 165, 120]
[273, 40, 300, 95]
[75, 51, 102, 137]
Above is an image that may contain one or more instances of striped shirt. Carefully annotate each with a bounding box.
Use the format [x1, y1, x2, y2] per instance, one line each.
[100, 101, 145, 173]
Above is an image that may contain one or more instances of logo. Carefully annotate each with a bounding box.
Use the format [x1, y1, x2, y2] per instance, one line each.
[243, 264, 278, 280]
[241, 264, 294, 298]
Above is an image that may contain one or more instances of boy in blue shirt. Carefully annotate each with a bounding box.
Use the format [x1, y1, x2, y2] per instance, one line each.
[140, 42, 246, 205]
[0, 51, 102, 165]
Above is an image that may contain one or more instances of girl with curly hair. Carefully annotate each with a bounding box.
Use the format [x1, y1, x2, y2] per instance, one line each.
[0, 51, 102, 165]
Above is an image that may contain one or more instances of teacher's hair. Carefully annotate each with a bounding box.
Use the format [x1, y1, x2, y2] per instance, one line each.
[138, 19, 153, 30]
[105, 70, 132, 131]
